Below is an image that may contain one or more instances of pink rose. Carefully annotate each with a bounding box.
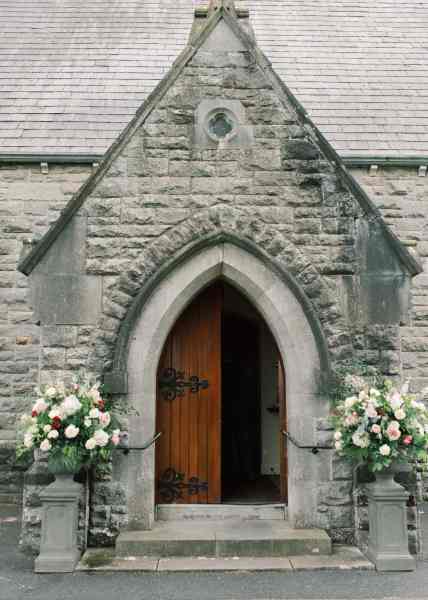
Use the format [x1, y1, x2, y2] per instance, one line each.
[371, 424, 381, 434]
[386, 422, 401, 441]
[111, 434, 120, 446]
[403, 435, 413, 445]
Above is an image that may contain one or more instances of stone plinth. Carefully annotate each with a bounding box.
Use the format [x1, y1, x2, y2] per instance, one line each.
[34, 474, 83, 573]
[366, 469, 415, 571]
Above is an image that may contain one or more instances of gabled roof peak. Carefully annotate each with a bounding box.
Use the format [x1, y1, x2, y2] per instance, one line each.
[208, 0, 237, 16]
[194, 1, 249, 19]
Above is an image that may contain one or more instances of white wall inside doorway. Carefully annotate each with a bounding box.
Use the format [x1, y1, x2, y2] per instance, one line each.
[260, 324, 280, 476]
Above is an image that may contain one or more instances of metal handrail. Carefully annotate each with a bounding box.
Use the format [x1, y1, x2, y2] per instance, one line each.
[281, 430, 331, 455]
[119, 432, 162, 455]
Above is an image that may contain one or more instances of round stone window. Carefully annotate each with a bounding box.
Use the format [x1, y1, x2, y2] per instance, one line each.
[208, 112, 234, 139]
[204, 108, 238, 143]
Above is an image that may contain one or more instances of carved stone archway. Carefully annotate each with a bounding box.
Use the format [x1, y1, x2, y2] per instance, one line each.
[119, 239, 330, 530]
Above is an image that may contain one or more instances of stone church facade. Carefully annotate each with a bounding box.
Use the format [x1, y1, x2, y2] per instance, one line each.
[1, 1, 428, 554]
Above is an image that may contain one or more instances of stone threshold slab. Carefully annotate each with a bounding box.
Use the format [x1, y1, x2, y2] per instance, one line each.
[77, 546, 374, 572]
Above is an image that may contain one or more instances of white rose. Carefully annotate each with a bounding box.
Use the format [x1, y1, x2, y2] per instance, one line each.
[23, 432, 34, 448]
[43, 424, 52, 433]
[61, 395, 82, 417]
[334, 441, 342, 451]
[47, 429, 59, 439]
[89, 408, 100, 419]
[45, 387, 57, 398]
[334, 431, 342, 441]
[85, 438, 97, 450]
[33, 399, 48, 414]
[64, 424, 79, 439]
[370, 388, 381, 397]
[394, 409, 406, 421]
[93, 429, 109, 447]
[84, 417, 92, 428]
[379, 444, 391, 456]
[40, 439, 52, 452]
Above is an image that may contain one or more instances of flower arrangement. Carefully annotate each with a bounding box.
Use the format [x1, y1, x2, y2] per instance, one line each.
[17, 377, 124, 473]
[331, 374, 428, 472]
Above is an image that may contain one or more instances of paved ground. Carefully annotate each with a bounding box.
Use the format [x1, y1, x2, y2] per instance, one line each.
[2, 505, 428, 600]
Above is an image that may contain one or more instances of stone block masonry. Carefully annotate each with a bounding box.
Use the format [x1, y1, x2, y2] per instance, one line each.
[0, 164, 91, 503]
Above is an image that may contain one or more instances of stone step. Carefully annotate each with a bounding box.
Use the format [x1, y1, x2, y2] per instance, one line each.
[116, 519, 331, 558]
[156, 503, 287, 521]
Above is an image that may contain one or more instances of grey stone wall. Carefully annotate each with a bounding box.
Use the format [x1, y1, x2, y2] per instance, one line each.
[0, 164, 92, 503]
[2, 33, 425, 555]
[351, 167, 428, 394]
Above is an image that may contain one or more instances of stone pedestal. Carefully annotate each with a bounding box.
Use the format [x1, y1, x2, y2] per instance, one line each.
[366, 467, 415, 571]
[34, 473, 83, 573]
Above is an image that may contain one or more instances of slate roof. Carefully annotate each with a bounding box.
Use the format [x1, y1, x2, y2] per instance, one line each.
[1, 0, 428, 158]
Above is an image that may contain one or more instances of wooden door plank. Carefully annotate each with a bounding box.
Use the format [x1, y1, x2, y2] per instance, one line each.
[155, 283, 222, 505]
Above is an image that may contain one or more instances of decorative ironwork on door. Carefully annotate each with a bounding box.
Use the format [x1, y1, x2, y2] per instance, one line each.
[158, 468, 208, 503]
[159, 368, 209, 401]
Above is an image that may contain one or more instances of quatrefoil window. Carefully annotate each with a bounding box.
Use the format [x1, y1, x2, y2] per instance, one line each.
[208, 112, 234, 139]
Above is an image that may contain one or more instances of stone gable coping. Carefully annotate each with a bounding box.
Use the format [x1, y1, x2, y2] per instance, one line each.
[17, 5, 422, 278]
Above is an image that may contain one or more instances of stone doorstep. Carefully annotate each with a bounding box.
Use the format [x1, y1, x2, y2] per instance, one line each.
[114, 520, 332, 558]
[77, 546, 374, 572]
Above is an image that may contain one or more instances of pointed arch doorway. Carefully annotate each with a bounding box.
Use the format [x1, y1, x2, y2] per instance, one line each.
[155, 281, 287, 506]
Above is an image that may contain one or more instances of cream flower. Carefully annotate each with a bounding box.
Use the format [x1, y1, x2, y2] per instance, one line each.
[344, 396, 358, 409]
[40, 439, 52, 452]
[45, 386, 57, 398]
[23, 432, 34, 448]
[85, 438, 97, 450]
[89, 408, 100, 419]
[33, 398, 48, 414]
[61, 395, 82, 417]
[89, 387, 102, 404]
[48, 407, 64, 420]
[345, 414, 359, 427]
[388, 391, 402, 410]
[64, 424, 79, 439]
[93, 429, 109, 447]
[352, 432, 369, 448]
[334, 431, 342, 441]
[394, 408, 406, 420]
[334, 440, 342, 451]
[43, 424, 52, 433]
[379, 444, 391, 456]
[84, 416, 92, 428]
[47, 429, 59, 440]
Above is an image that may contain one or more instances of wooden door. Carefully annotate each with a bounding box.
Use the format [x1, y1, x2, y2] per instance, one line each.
[156, 284, 222, 504]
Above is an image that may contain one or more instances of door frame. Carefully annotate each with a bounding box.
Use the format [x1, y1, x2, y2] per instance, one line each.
[123, 240, 330, 530]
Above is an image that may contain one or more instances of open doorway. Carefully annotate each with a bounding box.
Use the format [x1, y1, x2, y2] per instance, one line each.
[221, 284, 285, 504]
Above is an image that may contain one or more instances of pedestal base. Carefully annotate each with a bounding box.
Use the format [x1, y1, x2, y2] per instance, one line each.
[366, 548, 415, 572]
[34, 473, 83, 573]
[366, 465, 416, 572]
